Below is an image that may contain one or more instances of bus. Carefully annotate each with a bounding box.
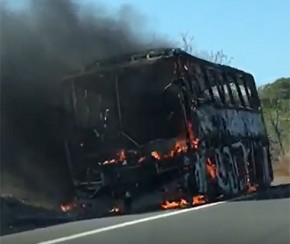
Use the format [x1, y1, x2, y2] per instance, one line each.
[60, 48, 273, 213]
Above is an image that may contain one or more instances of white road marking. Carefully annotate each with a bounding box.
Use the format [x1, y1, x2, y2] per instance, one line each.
[38, 201, 223, 244]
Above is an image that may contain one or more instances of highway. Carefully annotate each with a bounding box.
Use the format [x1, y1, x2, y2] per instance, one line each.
[1, 195, 289, 244]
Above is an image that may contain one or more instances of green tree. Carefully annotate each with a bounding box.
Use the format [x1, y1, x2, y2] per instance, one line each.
[259, 77, 290, 155]
[259, 77, 290, 100]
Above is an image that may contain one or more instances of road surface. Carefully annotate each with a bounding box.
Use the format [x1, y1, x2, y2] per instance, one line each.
[1, 196, 289, 244]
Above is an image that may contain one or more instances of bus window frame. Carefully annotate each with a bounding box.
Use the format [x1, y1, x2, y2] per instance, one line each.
[237, 74, 252, 109]
[200, 66, 216, 103]
[244, 74, 260, 110]
[189, 63, 202, 96]
[206, 68, 223, 105]
[231, 73, 246, 108]
[222, 71, 236, 107]
[214, 70, 226, 105]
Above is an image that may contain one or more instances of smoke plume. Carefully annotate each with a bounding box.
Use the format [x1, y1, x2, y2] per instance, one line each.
[0, 0, 168, 206]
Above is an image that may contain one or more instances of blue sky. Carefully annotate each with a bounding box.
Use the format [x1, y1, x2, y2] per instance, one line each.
[6, 0, 290, 85]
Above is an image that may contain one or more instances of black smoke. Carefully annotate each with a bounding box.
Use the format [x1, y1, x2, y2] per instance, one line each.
[0, 0, 168, 205]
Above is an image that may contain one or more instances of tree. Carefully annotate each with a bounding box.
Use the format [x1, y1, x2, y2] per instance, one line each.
[180, 32, 233, 65]
[259, 77, 290, 156]
[180, 32, 195, 54]
[259, 78, 290, 100]
[263, 99, 287, 155]
[209, 50, 233, 65]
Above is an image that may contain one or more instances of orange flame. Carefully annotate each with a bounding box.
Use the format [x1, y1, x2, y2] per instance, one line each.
[103, 149, 126, 165]
[118, 150, 126, 161]
[170, 139, 188, 156]
[192, 139, 199, 149]
[192, 195, 206, 205]
[60, 202, 77, 212]
[102, 121, 199, 164]
[246, 175, 257, 193]
[206, 158, 217, 179]
[187, 121, 199, 149]
[161, 199, 188, 209]
[245, 162, 257, 193]
[150, 128, 198, 162]
[151, 151, 161, 160]
[247, 183, 257, 193]
[150, 139, 187, 161]
[161, 194, 207, 210]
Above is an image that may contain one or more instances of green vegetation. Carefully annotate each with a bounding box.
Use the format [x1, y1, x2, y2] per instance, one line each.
[258, 77, 290, 158]
[259, 78, 290, 100]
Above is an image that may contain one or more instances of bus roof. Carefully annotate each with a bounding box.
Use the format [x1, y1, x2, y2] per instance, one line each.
[62, 47, 253, 82]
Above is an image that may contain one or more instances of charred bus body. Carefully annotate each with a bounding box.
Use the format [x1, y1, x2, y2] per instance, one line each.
[61, 48, 273, 211]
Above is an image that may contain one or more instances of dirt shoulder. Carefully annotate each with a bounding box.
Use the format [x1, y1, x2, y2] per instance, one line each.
[272, 153, 290, 184]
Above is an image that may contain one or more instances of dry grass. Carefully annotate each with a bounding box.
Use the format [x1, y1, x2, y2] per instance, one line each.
[273, 152, 290, 177]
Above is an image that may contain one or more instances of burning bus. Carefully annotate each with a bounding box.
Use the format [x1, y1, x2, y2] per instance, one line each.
[60, 48, 273, 213]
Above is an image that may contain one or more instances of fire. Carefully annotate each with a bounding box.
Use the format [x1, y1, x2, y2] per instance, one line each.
[206, 158, 217, 179]
[187, 121, 199, 149]
[150, 139, 187, 161]
[103, 159, 117, 164]
[245, 162, 257, 193]
[60, 202, 77, 212]
[150, 134, 198, 162]
[161, 194, 207, 210]
[192, 138, 199, 149]
[103, 149, 126, 165]
[247, 183, 257, 193]
[151, 151, 161, 160]
[109, 207, 122, 213]
[102, 121, 199, 165]
[246, 175, 257, 193]
[170, 139, 187, 155]
[161, 199, 188, 209]
[118, 150, 126, 161]
[192, 195, 206, 205]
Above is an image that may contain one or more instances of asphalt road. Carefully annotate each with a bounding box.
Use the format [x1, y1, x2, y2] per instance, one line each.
[1, 196, 289, 244]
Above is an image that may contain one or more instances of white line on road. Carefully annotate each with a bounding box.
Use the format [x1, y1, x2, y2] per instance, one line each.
[38, 201, 223, 244]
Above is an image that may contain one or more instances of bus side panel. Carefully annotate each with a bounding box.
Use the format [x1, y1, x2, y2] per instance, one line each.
[194, 105, 272, 196]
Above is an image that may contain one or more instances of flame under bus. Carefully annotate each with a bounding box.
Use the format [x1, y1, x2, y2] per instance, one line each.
[61, 48, 273, 213]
